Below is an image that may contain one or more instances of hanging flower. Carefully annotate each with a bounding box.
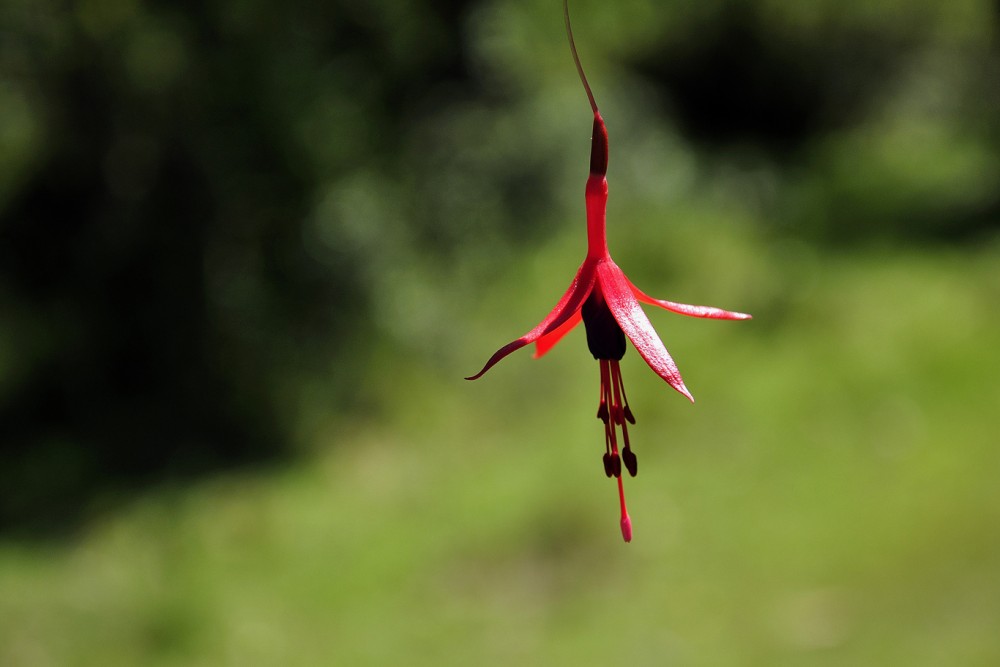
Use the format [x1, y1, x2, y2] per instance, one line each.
[467, 3, 751, 543]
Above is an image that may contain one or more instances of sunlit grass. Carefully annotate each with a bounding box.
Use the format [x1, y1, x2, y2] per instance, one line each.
[2, 232, 999, 666]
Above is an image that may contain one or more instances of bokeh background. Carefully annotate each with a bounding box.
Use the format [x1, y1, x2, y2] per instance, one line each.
[2, 0, 999, 664]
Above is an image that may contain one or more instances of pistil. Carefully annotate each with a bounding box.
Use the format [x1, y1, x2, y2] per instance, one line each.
[584, 286, 637, 542]
[598, 358, 636, 542]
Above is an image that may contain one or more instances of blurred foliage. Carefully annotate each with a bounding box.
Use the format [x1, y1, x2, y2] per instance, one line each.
[1, 234, 998, 665]
[0, 0, 485, 532]
[0, 0, 999, 659]
[0, 0, 1000, 666]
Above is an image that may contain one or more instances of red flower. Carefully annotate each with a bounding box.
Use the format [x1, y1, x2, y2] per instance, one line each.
[467, 3, 751, 543]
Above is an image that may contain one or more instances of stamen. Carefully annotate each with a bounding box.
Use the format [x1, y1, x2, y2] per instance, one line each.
[624, 406, 635, 424]
[611, 366, 625, 425]
[597, 359, 610, 423]
[610, 361, 637, 476]
[620, 412, 637, 476]
[622, 445, 637, 477]
[597, 359, 634, 541]
[613, 361, 636, 424]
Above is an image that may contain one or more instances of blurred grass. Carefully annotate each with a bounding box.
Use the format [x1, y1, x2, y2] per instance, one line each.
[2, 225, 998, 666]
[3, 0, 1000, 663]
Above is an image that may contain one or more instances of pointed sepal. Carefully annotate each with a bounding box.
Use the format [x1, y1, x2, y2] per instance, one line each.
[466, 260, 597, 380]
[627, 277, 751, 320]
[596, 260, 694, 401]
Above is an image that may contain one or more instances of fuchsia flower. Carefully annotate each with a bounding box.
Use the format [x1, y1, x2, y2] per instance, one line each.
[467, 2, 751, 543]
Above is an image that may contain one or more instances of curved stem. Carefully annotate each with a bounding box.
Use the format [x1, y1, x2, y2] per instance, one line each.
[564, 0, 598, 112]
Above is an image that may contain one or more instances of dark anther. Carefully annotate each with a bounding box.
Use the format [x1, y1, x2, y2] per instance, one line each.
[602, 452, 614, 478]
[611, 453, 622, 478]
[597, 403, 610, 424]
[622, 447, 638, 477]
[623, 405, 635, 424]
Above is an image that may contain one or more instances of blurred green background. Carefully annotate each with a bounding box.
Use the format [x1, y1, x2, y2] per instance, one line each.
[2, 0, 999, 664]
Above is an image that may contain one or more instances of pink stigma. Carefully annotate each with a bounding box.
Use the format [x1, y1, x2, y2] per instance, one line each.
[618, 475, 632, 543]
